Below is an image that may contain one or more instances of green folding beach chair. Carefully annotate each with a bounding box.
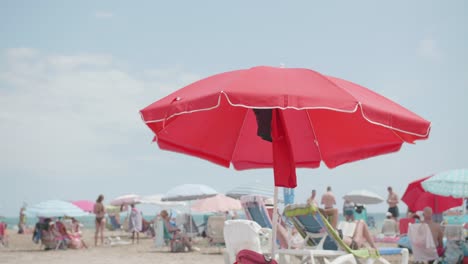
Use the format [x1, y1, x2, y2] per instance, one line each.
[284, 204, 409, 264]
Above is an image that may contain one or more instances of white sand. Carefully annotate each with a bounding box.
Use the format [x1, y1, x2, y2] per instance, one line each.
[1, 229, 408, 264]
[1, 230, 225, 264]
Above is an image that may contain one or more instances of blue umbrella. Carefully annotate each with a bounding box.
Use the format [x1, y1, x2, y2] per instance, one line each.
[25, 200, 89, 218]
[422, 169, 468, 198]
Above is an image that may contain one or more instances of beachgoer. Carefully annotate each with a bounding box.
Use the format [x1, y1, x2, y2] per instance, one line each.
[160, 210, 195, 251]
[128, 204, 142, 244]
[343, 198, 355, 217]
[306, 189, 318, 207]
[321, 186, 336, 209]
[18, 207, 26, 234]
[381, 212, 399, 236]
[422, 207, 444, 257]
[93, 194, 106, 246]
[339, 218, 377, 250]
[386, 186, 400, 220]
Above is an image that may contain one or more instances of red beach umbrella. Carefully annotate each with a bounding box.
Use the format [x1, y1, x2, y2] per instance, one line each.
[140, 66, 430, 188]
[402, 176, 463, 214]
[140, 65, 431, 254]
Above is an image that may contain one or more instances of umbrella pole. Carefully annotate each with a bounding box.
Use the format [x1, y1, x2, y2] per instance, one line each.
[271, 187, 278, 258]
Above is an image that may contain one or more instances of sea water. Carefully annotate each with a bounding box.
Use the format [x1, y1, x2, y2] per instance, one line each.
[1, 212, 389, 232]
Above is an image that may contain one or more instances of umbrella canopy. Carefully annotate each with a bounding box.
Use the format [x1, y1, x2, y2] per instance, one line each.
[71, 200, 95, 213]
[110, 194, 141, 206]
[342, 189, 384, 205]
[191, 194, 242, 212]
[402, 176, 463, 214]
[162, 184, 218, 201]
[137, 194, 187, 207]
[140, 66, 431, 188]
[422, 169, 468, 198]
[226, 181, 274, 199]
[25, 200, 89, 218]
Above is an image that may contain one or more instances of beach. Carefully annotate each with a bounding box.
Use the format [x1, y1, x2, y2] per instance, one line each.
[2, 229, 225, 264]
[1, 228, 407, 264]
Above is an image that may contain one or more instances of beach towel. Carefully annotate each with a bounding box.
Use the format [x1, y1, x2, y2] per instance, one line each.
[235, 249, 278, 264]
[408, 223, 438, 262]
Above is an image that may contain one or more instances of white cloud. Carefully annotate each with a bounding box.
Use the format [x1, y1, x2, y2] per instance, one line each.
[95, 11, 114, 19]
[417, 38, 442, 61]
[0, 48, 194, 181]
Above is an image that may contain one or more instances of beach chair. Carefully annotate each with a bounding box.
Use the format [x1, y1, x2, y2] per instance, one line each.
[407, 223, 441, 263]
[223, 219, 273, 264]
[284, 204, 409, 264]
[205, 215, 226, 245]
[176, 213, 199, 237]
[241, 195, 290, 249]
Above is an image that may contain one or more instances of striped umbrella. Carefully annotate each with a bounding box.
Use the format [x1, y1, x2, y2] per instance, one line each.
[226, 181, 274, 199]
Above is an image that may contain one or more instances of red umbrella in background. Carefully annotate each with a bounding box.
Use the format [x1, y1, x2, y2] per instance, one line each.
[71, 200, 95, 213]
[402, 176, 463, 214]
[140, 66, 431, 254]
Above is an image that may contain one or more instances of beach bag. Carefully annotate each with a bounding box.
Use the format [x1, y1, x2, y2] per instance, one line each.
[170, 239, 185, 252]
[235, 249, 278, 264]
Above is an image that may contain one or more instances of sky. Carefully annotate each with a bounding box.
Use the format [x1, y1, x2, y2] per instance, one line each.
[1, 1, 467, 217]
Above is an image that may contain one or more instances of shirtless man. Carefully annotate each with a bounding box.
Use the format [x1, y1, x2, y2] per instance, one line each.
[307, 189, 318, 207]
[422, 207, 444, 256]
[307, 189, 338, 229]
[386, 186, 400, 220]
[321, 186, 336, 209]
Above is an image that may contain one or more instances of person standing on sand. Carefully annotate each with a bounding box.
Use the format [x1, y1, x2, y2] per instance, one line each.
[18, 206, 26, 234]
[93, 194, 106, 246]
[306, 189, 318, 206]
[386, 186, 400, 220]
[321, 186, 336, 209]
[128, 204, 142, 244]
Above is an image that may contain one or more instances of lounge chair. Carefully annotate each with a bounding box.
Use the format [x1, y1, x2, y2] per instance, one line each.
[241, 195, 290, 249]
[407, 223, 441, 263]
[284, 204, 409, 264]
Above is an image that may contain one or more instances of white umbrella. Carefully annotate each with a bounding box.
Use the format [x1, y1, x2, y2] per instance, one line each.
[110, 194, 141, 206]
[226, 181, 274, 199]
[162, 184, 218, 234]
[137, 194, 187, 207]
[162, 184, 218, 202]
[25, 200, 89, 218]
[343, 189, 384, 205]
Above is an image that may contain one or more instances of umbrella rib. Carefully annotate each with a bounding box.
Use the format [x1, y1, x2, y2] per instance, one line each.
[305, 109, 325, 162]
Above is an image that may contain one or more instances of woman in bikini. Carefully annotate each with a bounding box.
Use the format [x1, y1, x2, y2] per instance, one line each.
[93, 194, 106, 246]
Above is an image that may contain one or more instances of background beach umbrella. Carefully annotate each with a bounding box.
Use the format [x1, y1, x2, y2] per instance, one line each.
[140, 66, 431, 255]
[342, 189, 384, 205]
[110, 194, 141, 206]
[137, 194, 187, 208]
[71, 200, 95, 213]
[162, 184, 218, 202]
[422, 169, 468, 198]
[191, 194, 242, 212]
[402, 176, 463, 214]
[25, 200, 89, 218]
[226, 181, 274, 199]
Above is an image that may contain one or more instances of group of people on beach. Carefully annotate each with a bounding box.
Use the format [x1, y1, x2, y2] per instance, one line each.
[305, 185, 445, 256]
